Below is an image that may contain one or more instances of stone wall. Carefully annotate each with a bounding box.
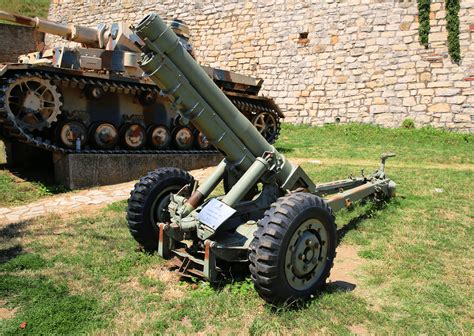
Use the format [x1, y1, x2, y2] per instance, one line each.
[0, 24, 44, 63]
[48, 0, 473, 131]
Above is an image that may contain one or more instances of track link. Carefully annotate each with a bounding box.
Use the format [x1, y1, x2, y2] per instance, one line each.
[0, 69, 281, 155]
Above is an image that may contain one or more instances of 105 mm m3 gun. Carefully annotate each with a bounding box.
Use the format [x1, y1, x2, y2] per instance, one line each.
[126, 13, 396, 304]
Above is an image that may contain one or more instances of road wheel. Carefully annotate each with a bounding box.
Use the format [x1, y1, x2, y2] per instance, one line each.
[127, 167, 194, 251]
[249, 193, 336, 305]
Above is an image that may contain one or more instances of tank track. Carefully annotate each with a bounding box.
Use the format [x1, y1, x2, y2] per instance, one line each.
[0, 70, 280, 155]
[229, 96, 281, 143]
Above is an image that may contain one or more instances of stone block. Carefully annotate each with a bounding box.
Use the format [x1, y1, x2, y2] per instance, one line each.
[435, 88, 461, 96]
[428, 103, 450, 113]
[53, 152, 222, 189]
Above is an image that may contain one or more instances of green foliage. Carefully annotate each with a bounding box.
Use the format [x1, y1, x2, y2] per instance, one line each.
[0, 0, 50, 19]
[445, 0, 461, 64]
[417, 0, 431, 48]
[401, 118, 415, 129]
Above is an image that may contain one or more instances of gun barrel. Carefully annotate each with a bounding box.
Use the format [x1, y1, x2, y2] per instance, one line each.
[135, 13, 294, 181]
[0, 10, 99, 46]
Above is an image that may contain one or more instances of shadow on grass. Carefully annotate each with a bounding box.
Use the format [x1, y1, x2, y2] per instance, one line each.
[0, 220, 30, 263]
[336, 199, 389, 246]
[274, 146, 294, 154]
[0, 163, 68, 194]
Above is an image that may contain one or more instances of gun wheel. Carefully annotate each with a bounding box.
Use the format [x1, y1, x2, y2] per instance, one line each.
[249, 193, 336, 305]
[127, 167, 194, 251]
[4, 76, 62, 131]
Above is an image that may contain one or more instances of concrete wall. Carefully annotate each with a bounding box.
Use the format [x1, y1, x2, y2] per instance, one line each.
[47, 0, 474, 131]
[0, 23, 44, 63]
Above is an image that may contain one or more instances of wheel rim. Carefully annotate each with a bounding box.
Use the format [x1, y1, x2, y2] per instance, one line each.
[149, 125, 171, 149]
[122, 124, 146, 149]
[174, 127, 193, 149]
[197, 132, 211, 149]
[284, 218, 329, 291]
[252, 112, 277, 141]
[150, 186, 184, 224]
[59, 121, 87, 149]
[93, 123, 118, 149]
[5, 76, 62, 130]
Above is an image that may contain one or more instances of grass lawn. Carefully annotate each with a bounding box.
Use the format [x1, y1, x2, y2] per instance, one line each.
[0, 124, 473, 334]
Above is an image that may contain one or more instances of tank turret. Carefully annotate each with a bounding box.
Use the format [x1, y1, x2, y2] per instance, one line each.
[0, 10, 141, 51]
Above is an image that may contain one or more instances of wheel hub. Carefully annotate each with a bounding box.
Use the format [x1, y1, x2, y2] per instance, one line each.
[123, 124, 145, 149]
[285, 219, 329, 290]
[174, 127, 193, 149]
[23, 92, 42, 110]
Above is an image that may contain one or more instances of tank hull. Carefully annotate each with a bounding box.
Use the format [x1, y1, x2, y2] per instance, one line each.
[0, 63, 282, 155]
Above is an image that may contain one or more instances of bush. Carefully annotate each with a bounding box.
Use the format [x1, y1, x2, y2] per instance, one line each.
[401, 118, 415, 129]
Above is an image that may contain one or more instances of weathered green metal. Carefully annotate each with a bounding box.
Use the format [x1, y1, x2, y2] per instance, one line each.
[136, 14, 315, 195]
[129, 12, 397, 295]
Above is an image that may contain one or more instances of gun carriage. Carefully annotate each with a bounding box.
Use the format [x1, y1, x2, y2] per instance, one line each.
[126, 13, 397, 304]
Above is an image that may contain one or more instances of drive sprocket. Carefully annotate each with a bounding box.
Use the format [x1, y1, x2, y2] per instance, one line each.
[4, 75, 62, 131]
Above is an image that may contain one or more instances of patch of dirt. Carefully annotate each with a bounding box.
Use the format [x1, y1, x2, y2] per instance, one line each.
[329, 244, 364, 291]
[0, 300, 16, 320]
[349, 324, 369, 335]
[144, 266, 186, 301]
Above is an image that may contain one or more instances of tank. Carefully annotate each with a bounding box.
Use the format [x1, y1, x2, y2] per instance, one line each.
[0, 11, 283, 155]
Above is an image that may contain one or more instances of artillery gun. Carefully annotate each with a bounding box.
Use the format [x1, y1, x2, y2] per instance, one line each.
[126, 13, 397, 304]
[0, 11, 282, 158]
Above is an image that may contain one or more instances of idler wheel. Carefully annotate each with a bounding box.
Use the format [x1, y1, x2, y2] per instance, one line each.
[56, 121, 88, 149]
[90, 122, 118, 149]
[252, 111, 279, 143]
[194, 130, 212, 150]
[172, 126, 194, 150]
[120, 123, 146, 150]
[148, 125, 171, 149]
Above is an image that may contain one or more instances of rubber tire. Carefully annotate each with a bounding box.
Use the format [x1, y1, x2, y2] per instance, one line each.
[126, 167, 194, 251]
[249, 193, 336, 305]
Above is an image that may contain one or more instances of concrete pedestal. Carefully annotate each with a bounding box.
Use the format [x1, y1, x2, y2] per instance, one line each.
[4, 141, 222, 189]
[53, 152, 222, 189]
